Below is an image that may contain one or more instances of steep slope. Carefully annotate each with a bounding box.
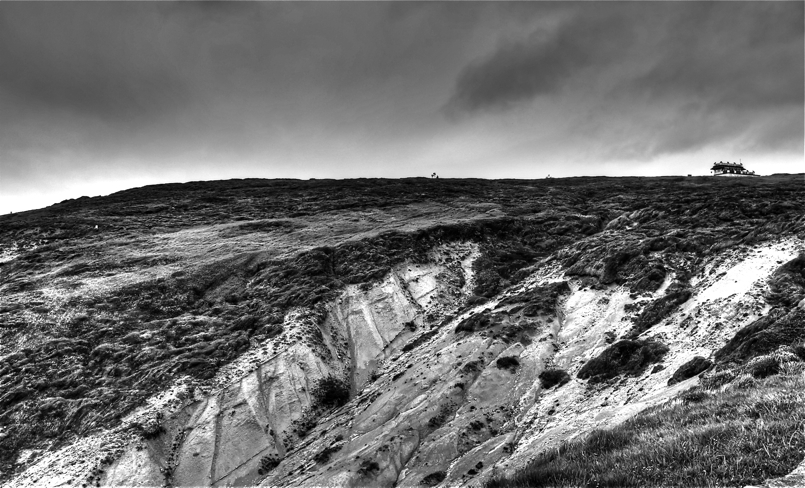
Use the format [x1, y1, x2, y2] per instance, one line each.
[251, 238, 802, 488]
[0, 176, 803, 487]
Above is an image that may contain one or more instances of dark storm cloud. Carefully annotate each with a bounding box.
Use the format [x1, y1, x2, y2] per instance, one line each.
[446, 1, 803, 160]
[445, 6, 632, 114]
[0, 1, 489, 203]
[0, 3, 189, 124]
[630, 2, 803, 158]
[629, 2, 803, 111]
[448, 2, 803, 116]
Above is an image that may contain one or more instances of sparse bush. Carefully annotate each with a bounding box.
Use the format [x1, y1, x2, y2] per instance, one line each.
[258, 454, 280, 475]
[311, 376, 350, 410]
[402, 329, 438, 353]
[668, 356, 712, 386]
[428, 403, 457, 430]
[716, 308, 805, 365]
[748, 355, 780, 379]
[312, 444, 341, 464]
[357, 459, 380, 476]
[495, 356, 520, 373]
[138, 421, 165, 440]
[497, 281, 570, 315]
[455, 312, 493, 334]
[422, 470, 447, 486]
[765, 253, 805, 307]
[539, 369, 570, 389]
[292, 376, 350, 439]
[461, 359, 484, 375]
[578, 339, 668, 384]
[628, 285, 691, 338]
[469, 420, 485, 430]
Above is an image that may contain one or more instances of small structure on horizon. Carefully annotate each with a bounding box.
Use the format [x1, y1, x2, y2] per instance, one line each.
[711, 161, 756, 177]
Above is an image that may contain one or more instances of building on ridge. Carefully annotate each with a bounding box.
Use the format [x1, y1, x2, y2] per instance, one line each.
[711, 161, 757, 176]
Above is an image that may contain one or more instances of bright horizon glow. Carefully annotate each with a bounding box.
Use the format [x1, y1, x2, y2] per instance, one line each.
[3, 153, 802, 215]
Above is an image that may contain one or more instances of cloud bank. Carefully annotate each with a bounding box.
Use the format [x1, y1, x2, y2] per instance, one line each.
[0, 2, 801, 213]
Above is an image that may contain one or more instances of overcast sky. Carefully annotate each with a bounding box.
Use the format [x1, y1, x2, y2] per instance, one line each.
[1, 1, 802, 213]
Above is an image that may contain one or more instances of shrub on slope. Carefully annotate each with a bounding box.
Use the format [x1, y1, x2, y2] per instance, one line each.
[577, 339, 669, 384]
[716, 308, 805, 365]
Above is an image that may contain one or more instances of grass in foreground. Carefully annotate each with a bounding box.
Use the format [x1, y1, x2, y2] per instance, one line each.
[489, 369, 805, 487]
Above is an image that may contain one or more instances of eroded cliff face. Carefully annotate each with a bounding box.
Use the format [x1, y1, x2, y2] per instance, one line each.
[18, 236, 797, 488]
[254, 238, 803, 488]
[95, 244, 478, 487]
[2, 177, 804, 488]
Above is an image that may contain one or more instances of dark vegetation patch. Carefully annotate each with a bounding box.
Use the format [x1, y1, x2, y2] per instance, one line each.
[421, 470, 447, 486]
[454, 282, 570, 344]
[357, 459, 380, 477]
[428, 402, 459, 430]
[494, 321, 541, 346]
[715, 308, 805, 365]
[455, 311, 496, 334]
[712, 257, 805, 379]
[291, 376, 351, 438]
[495, 356, 521, 373]
[312, 444, 342, 464]
[627, 283, 692, 338]
[765, 253, 805, 307]
[1, 176, 803, 478]
[748, 356, 781, 379]
[310, 376, 350, 410]
[496, 281, 570, 316]
[631, 264, 667, 294]
[487, 373, 805, 488]
[578, 339, 669, 384]
[668, 356, 713, 386]
[539, 369, 571, 389]
[460, 359, 484, 375]
[133, 414, 165, 440]
[402, 329, 439, 353]
[258, 454, 280, 476]
[565, 240, 644, 287]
